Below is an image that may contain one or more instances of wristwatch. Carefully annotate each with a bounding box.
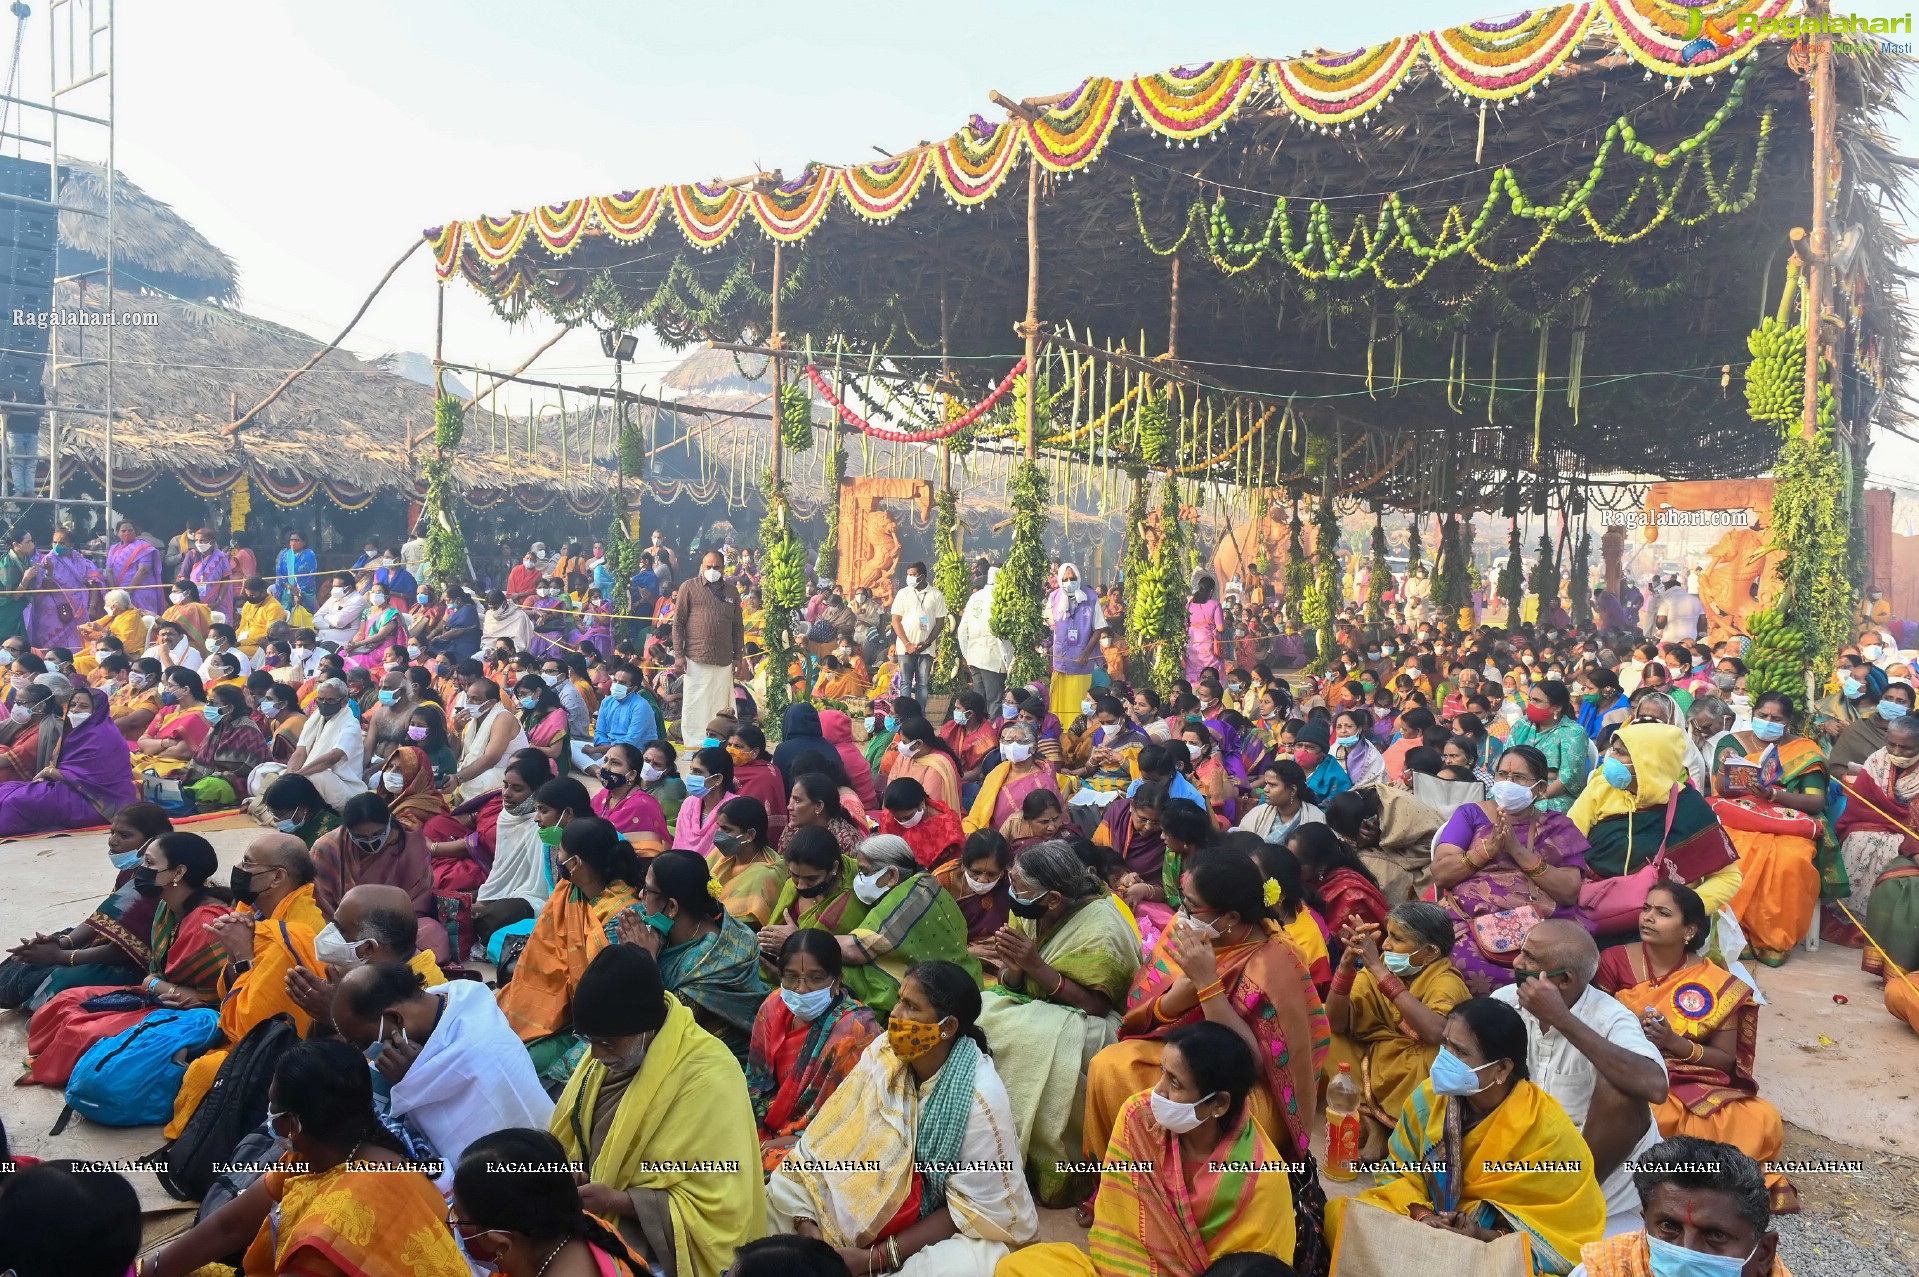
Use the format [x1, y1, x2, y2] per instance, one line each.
[229, 958, 254, 975]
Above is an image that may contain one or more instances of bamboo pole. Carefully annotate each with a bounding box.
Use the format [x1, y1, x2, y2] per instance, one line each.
[1802, 0, 1837, 444]
[1022, 158, 1041, 462]
[771, 242, 786, 488]
[1167, 253, 1181, 361]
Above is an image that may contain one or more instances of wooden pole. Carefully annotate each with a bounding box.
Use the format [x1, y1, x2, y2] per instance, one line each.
[770, 242, 786, 489]
[1167, 252, 1181, 361]
[432, 280, 445, 399]
[940, 272, 954, 493]
[1022, 158, 1040, 462]
[1802, 1, 1838, 443]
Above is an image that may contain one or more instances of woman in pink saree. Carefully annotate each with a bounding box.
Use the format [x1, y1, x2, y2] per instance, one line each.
[0, 685, 135, 837]
[180, 528, 234, 625]
[106, 522, 165, 615]
[1185, 576, 1225, 683]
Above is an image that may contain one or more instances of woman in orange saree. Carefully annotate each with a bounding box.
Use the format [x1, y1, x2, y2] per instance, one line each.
[1083, 849, 1331, 1276]
[139, 1040, 470, 1277]
[1709, 692, 1832, 965]
[1595, 881, 1796, 1213]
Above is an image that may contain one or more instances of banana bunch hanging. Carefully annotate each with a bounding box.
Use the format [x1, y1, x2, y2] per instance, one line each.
[1741, 606, 1808, 701]
[1742, 316, 1810, 432]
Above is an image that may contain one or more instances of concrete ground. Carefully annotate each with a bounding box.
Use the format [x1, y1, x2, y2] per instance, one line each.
[4, 820, 1917, 1268]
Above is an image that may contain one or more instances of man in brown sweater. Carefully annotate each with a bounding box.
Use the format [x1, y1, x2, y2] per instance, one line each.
[671, 549, 745, 750]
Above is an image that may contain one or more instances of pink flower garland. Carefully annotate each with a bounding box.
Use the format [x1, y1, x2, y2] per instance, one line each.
[803, 358, 1028, 443]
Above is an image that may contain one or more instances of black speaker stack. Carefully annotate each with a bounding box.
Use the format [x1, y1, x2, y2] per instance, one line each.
[0, 155, 55, 423]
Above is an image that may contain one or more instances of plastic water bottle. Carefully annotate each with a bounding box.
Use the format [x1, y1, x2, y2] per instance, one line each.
[1325, 1062, 1361, 1181]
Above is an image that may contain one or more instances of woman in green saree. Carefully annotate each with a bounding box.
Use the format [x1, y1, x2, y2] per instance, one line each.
[617, 848, 770, 1064]
[838, 834, 980, 1017]
[756, 826, 872, 972]
[974, 839, 1143, 1207]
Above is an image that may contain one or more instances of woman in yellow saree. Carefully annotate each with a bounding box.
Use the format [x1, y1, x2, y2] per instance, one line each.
[973, 841, 1143, 1208]
[997, 1021, 1296, 1277]
[1328, 997, 1606, 1276]
[495, 814, 645, 1084]
[141, 1040, 470, 1277]
[1324, 900, 1471, 1162]
[1708, 691, 1832, 965]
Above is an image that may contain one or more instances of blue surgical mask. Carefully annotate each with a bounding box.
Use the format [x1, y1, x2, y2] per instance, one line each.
[377, 689, 397, 706]
[201, 705, 222, 724]
[780, 985, 836, 1023]
[608, 682, 630, 701]
[884, 715, 898, 732]
[1881, 701, 1909, 721]
[684, 773, 709, 796]
[1428, 1046, 1498, 1097]
[275, 817, 300, 833]
[1843, 677, 1864, 700]
[110, 848, 142, 871]
[702, 736, 721, 748]
[1751, 718, 1786, 742]
[1601, 756, 1635, 790]
[637, 907, 675, 937]
[1335, 733, 1359, 750]
[1381, 949, 1422, 976]
[1002, 703, 1018, 720]
[1645, 1234, 1758, 1277]
[416, 592, 430, 605]
[159, 689, 177, 706]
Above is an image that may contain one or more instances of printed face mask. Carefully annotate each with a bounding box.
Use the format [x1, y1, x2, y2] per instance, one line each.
[886, 1014, 945, 1061]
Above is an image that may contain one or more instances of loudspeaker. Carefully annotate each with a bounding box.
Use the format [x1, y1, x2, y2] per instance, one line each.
[0, 158, 55, 410]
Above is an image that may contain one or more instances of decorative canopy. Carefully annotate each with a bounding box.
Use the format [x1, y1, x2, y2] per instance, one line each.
[425, 0, 1914, 511]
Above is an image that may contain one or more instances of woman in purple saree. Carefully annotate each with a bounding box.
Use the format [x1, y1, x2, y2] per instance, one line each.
[0, 685, 135, 836]
[106, 523, 166, 616]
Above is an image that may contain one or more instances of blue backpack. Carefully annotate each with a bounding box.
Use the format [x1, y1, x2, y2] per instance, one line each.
[56, 1007, 220, 1132]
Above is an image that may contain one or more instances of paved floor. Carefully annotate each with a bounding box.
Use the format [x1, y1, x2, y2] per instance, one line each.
[4, 817, 1917, 1263]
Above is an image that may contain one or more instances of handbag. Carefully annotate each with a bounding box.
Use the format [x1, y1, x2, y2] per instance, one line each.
[79, 988, 163, 1013]
[1467, 904, 1544, 964]
[1461, 820, 1546, 965]
[1579, 787, 1683, 938]
[1331, 1200, 1532, 1277]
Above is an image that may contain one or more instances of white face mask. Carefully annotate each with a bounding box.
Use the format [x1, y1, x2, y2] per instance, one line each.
[312, 922, 371, 971]
[1148, 1086, 1217, 1134]
[896, 806, 925, 828]
[1488, 779, 1537, 813]
[169, 590, 186, 605]
[703, 568, 722, 584]
[67, 710, 90, 729]
[330, 586, 346, 599]
[852, 868, 892, 904]
[641, 762, 667, 784]
[381, 770, 406, 793]
[906, 574, 922, 589]
[963, 871, 998, 896]
[1001, 740, 1032, 764]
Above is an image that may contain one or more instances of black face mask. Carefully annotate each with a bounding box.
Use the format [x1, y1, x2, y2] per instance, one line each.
[793, 877, 835, 899]
[600, 768, 629, 788]
[131, 865, 164, 898]
[1006, 890, 1053, 920]
[230, 865, 272, 905]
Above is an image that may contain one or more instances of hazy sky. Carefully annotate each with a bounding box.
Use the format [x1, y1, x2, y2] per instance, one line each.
[8, 0, 1916, 483]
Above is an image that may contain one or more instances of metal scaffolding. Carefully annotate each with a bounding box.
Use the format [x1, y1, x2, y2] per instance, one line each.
[0, 0, 115, 526]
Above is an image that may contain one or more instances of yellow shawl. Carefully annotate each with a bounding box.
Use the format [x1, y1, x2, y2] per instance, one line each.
[1333, 1078, 1606, 1276]
[1570, 722, 1689, 834]
[553, 994, 765, 1277]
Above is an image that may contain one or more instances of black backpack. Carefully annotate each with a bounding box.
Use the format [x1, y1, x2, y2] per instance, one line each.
[156, 1013, 300, 1202]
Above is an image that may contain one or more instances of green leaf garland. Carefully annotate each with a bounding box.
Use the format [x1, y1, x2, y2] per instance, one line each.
[992, 461, 1052, 688]
[932, 487, 970, 695]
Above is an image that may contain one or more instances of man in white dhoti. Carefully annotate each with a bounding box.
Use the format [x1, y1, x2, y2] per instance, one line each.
[333, 959, 555, 1193]
[672, 549, 745, 752]
[282, 678, 367, 809]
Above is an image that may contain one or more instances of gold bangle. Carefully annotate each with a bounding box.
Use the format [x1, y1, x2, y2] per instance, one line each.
[1196, 980, 1225, 1003]
[1687, 1040, 1705, 1064]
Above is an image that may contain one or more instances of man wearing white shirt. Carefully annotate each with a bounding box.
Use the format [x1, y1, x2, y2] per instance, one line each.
[143, 619, 203, 673]
[1493, 919, 1670, 1238]
[1655, 576, 1705, 645]
[890, 560, 948, 709]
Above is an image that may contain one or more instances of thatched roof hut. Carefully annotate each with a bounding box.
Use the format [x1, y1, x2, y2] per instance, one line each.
[40, 167, 608, 509]
[56, 162, 239, 304]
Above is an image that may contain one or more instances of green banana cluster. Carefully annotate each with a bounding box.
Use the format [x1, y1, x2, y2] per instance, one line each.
[761, 517, 809, 610]
[778, 383, 815, 453]
[1742, 606, 1808, 700]
[1137, 390, 1174, 468]
[1743, 316, 1807, 429]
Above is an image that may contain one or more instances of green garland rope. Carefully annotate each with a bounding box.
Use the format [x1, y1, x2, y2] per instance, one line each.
[993, 461, 1052, 688]
[1500, 521, 1525, 632]
[932, 487, 970, 695]
[423, 395, 468, 585]
[1528, 531, 1560, 625]
[1568, 532, 1592, 631]
[1365, 511, 1388, 625]
[759, 476, 810, 730]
